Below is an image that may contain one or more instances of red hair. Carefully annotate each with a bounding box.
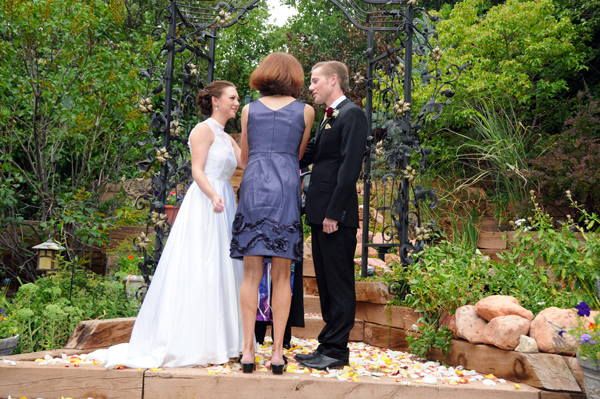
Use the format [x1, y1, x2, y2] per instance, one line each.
[249, 52, 304, 98]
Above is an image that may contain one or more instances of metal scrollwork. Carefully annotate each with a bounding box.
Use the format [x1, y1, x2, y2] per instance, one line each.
[133, 0, 261, 286]
[329, 1, 467, 297]
[138, 0, 465, 301]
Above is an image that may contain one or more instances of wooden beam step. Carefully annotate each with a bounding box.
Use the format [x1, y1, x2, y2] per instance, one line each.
[478, 232, 507, 250]
[65, 317, 136, 350]
[303, 294, 321, 314]
[142, 366, 542, 399]
[303, 258, 315, 277]
[429, 339, 582, 392]
[303, 279, 394, 305]
[363, 322, 410, 351]
[292, 315, 364, 342]
[0, 362, 143, 399]
[355, 302, 421, 330]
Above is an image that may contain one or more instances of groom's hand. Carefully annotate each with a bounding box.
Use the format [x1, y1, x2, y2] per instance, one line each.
[323, 218, 338, 234]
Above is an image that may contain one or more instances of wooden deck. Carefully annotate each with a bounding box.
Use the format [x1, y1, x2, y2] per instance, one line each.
[0, 351, 561, 399]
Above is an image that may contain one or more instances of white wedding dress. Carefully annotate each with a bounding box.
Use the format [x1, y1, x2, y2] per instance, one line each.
[90, 118, 244, 368]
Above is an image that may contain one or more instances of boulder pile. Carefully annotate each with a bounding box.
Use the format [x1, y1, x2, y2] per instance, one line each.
[442, 295, 598, 353]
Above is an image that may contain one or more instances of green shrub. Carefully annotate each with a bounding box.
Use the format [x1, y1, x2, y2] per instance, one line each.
[502, 192, 600, 309]
[6, 261, 140, 354]
[108, 236, 153, 277]
[396, 190, 599, 356]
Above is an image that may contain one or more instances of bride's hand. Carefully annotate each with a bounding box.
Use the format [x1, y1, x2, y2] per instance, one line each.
[212, 196, 225, 213]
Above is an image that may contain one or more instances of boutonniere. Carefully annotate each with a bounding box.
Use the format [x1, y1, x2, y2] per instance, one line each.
[320, 106, 339, 129]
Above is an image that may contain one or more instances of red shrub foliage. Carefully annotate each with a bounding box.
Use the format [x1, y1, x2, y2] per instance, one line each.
[526, 94, 600, 215]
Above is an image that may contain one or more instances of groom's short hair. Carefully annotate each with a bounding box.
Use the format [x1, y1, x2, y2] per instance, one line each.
[312, 61, 349, 93]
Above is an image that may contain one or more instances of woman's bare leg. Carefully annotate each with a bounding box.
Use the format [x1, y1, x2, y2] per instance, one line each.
[270, 256, 292, 365]
[240, 255, 264, 363]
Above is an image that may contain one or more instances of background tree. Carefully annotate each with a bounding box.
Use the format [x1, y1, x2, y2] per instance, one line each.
[281, 0, 367, 107]
[0, 0, 148, 280]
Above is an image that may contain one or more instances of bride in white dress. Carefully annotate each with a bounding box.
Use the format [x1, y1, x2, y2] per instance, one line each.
[90, 81, 244, 368]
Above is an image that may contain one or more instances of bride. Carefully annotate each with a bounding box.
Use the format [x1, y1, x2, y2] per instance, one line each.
[90, 81, 244, 368]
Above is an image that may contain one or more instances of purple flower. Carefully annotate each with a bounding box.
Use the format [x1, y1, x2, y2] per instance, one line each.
[581, 334, 596, 345]
[575, 302, 591, 317]
[558, 330, 566, 337]
[0, 308, 5, 314]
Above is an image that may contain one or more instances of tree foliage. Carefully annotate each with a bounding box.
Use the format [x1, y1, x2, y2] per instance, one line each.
[0, 0, 151, 280]
[427, 0, 585, 129]
[0, 0, 146, 221]
[282, 0, 367, 104]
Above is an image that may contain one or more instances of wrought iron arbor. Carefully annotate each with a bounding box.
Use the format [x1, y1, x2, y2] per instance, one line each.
[133, 0, 465, 295]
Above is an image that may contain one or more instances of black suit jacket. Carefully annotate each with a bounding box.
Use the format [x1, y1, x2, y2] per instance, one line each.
[300, 98, 368, 228]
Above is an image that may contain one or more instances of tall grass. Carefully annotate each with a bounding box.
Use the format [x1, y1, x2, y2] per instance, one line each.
[455, 100, 533, 216]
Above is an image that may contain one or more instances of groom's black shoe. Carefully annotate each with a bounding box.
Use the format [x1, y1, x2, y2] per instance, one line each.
[294, 351, 319, 362]
[299, 353, 348, 370]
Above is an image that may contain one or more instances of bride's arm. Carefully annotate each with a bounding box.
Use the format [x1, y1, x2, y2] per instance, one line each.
[190, 123, 225, 213]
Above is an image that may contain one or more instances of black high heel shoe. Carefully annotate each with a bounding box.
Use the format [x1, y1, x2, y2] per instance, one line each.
[242, 362, 256, 373]
[271, 355, 287, 375]
[239, 354, 255, 374]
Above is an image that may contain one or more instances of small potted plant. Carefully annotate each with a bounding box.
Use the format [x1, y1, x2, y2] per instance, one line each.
[0, 285, 19, 356]
[164, 190, 182, 225]
[565, 301, 600, 397]
[114, 254, 150, 297]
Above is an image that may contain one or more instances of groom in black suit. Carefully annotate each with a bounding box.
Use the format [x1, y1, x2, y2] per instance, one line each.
[296, 61, 368, 370]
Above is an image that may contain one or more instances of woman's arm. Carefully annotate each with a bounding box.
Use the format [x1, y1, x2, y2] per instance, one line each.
[240, 104, 250, 168]
[189, 123, 225, 213]
[299, 104, 315, 160]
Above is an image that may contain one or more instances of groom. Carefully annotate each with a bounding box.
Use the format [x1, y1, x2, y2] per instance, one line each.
[296, 61, 368, 370]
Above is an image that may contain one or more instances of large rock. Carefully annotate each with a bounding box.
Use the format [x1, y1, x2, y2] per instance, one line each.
[529, 307, 577, 353]
[373, 232, 384, 244]
[475, 295, 534, 321]
[482, 315, 531, 350]
[354, 244, 378, 257]
[356, 229, 374, 242]
[514, 335, 539, 353]
[353, 258, 392, 276]
[384, 253, 401, 265]
[357, 205, 384, 224]
[439, 311, 458, 339]
[455, 305, 487, 344]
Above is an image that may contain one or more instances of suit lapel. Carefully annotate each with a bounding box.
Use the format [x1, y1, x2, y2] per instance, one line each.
[315, 98, 351, 144]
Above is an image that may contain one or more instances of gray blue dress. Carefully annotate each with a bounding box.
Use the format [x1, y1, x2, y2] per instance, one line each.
[230, 99, 305, 262]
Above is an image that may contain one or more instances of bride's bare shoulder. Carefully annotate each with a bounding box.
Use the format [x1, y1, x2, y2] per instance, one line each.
[189, 121, 215, 145]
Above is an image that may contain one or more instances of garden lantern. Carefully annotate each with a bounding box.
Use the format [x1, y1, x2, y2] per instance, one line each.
[32, 239, 65, 271]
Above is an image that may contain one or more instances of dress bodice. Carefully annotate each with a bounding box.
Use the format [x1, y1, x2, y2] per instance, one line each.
[247, 100, 305, 157]
[189, 118, 238, 181]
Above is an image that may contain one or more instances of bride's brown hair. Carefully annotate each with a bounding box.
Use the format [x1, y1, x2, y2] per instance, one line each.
[249, 52, 304, 98]
[196, 81, 236, 116]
